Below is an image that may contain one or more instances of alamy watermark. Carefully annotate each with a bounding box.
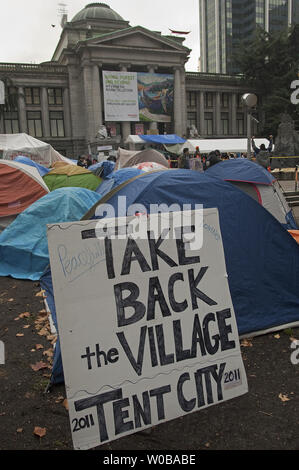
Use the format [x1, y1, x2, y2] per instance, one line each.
[94, 200, 204, 251]
[290, 339, 299, 365]
[290, 80, 299, 105]
[0, 341, 4, 365]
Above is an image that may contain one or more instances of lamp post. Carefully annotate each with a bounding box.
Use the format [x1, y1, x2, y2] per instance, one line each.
[241, 93, 257, 159]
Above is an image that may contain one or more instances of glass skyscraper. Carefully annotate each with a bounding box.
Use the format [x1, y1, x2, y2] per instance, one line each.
[199, 0, 299, 74]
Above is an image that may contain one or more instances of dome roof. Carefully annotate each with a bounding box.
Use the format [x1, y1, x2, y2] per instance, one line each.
[71, 3, 125, 22]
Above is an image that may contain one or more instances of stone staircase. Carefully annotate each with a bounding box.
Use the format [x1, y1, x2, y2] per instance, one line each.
[283, 190, 299, 208]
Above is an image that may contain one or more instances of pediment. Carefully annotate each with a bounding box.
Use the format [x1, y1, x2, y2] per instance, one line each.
[83, 26, 189, 53]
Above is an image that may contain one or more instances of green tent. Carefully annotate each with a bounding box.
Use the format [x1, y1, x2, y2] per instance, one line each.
[43, 163, 102, 192]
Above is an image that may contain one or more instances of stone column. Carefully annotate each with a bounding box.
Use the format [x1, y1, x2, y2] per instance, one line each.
[83, 65, 94, 141]
[199, 90, 205, 136]
[215, 91, 221, 136]
[147, 65, 158, 132]
[120, 64, 131, 142]
[63, 88, 72, 138]
[174, 67, 183, 136]
[41, 87, 50, 137]
[17, 86, 27, 133]
[83, 64, 102, 142]
[91, 64, 103, 133]
[231, 93, 237, 135]
[180, 66, 187, 137]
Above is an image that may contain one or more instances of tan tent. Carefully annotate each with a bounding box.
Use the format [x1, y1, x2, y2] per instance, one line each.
[115, 147, 169, 170]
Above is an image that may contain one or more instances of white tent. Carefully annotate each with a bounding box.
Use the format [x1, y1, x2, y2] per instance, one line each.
[186, 138, 272, 154]
[0, 133, 69, 167]
[125, 135, 273, 155]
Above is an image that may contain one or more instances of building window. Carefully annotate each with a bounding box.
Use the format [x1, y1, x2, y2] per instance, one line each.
[4, 111, 19, 134]
[4, 87, 19, 111]
[221, 93, 229, 108]
[27, 111, 42, 137]
[187, 112, 197, 129]
[221, 112, 229, 135]
[25, 87, 40, 105]
[49, 111, 65, 137]
[237, 112, 245, 135]
[187, 91, 197, 108]
[204, 112, 213, 135]
[48, 88, 63, 105]
[205, 92, 214, 108]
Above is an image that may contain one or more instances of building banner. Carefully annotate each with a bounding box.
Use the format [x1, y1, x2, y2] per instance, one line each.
[47, 209, 248, 450]
[138, 73, 174, 123]
[102, 71, 139, 122]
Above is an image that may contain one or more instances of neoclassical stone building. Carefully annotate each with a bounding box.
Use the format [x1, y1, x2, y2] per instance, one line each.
[0, 3, 258, 157]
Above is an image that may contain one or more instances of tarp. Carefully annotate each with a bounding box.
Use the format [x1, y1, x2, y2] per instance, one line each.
[13, 155, 50, 177]
[0, 187, 102, 280]
[139, 134, 186, 145]
[0, 133, 68, 166]
[43, 169, 299, 385]
[0, 160, 49, 217]
[125, 134, 186, 145]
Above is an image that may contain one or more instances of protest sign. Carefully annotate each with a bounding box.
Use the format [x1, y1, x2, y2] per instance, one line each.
[47, 209, 248, 450]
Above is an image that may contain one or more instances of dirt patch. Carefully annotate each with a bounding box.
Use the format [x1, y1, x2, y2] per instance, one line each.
[1, 276, 299, 450]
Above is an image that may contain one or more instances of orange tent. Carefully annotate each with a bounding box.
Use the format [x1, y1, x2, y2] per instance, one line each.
[0, 160, 49, 217]
[288, 230, 299, 245]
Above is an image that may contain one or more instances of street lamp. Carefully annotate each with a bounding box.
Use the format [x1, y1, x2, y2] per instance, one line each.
[241, 93, 257, 159]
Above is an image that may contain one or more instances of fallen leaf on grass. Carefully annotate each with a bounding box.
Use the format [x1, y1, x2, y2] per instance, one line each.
[16, 428, 23, 433]
[19, 312, 30, 318]
[35, 344, 44, 350]
[33, 427, 46, 438]
[62, 399, 69, 410]
[38, 309, 48, 316]
[37, 328, 49, 337]
[274, 334, 280, 339]
[35, 290, 45, 297]
[43, 349, 53, 358]
[278, 393, 290, 402]
[55, 395, 65, 403]
[241, 339, 252, 347]
[30, 361, 48, 372]
[7, 298, 14, 302]
[16, 333, 24, 337]
[23, 325, 30, 329]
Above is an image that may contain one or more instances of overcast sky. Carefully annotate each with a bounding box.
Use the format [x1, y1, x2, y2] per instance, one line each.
[0, 0, 200, 71]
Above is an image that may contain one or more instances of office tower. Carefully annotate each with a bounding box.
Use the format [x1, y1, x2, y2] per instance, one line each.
[199, 0, 299, 74]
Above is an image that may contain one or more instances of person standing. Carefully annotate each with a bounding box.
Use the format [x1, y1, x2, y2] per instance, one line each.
[251, 135, 273, 169]
[178, 147, 191, 169]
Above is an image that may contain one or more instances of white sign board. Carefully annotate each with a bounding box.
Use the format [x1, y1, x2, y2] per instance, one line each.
[102, 71, 139, 122]
[47, 209, 248, 450]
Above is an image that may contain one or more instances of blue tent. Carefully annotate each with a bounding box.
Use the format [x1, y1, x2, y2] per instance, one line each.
[0, 187, 101, 280]
[14, 155, 50, 177]
[88, 160, 115, 177]
[95, 167, 145, 197]
[205, 159, 298, 230]
[41, 170, 299, 385]
[205, 158, 275, 185]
